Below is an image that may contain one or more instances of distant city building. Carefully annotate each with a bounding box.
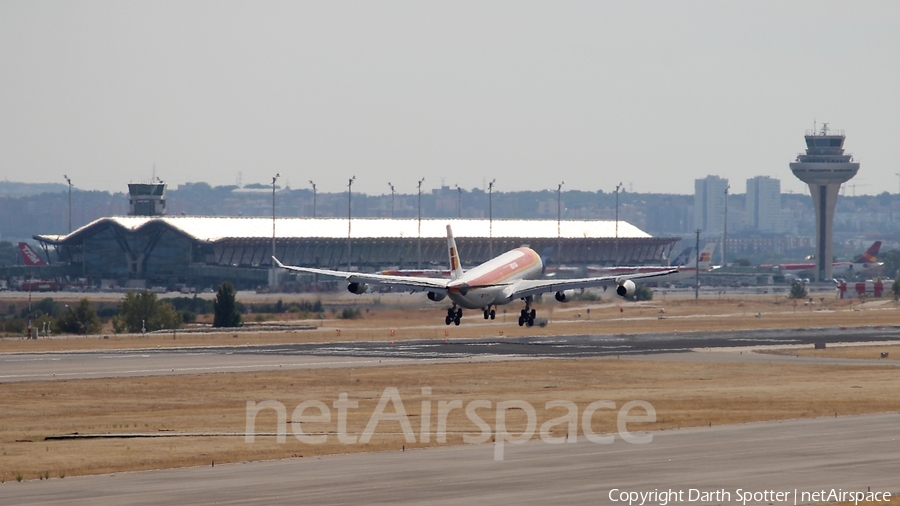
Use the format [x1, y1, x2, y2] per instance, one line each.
[745, 176, 781, 233]
[694, 175, 729, 235]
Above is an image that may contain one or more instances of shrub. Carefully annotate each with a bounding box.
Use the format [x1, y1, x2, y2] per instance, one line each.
[56, 299, 102, 335]
[632, 284, 653, 301]
[338, 308, 362, 320]
[789, 280, 808, 299]
[213, 282, 242, 328]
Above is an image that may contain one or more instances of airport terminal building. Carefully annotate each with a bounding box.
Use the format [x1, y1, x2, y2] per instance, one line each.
[25, 183, 680, 290]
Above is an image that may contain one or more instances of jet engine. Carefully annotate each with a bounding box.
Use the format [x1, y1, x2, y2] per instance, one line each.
[555, 289, 576, 302]
[616, 279, 636, 298]
[347, 282, 369, 295]
[427, 291, 447, 302]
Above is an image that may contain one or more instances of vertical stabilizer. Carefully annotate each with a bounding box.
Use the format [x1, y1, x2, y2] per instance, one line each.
[446, 225, 464, 281]
[697, 243, 716, 269]
[854, 241, 881, 264]
[670, 247, 692, 267]
[18, 243, 47, 266]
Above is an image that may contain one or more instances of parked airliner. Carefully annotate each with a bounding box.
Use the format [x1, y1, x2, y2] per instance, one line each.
[274, 225, 676, 326]
[775, 241, 882, 278]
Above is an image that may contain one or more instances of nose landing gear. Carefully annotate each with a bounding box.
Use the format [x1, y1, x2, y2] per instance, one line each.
[482, 306, 496, 320]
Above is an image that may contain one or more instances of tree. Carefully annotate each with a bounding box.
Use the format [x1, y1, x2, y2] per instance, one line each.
[0, 240, 18, 266]
[213, 282, 242, 327]
[879, 250, 900, 280]
[789, 280, 808, 299]
[56, 298, 101, 335]
[117, 290, 182, 333]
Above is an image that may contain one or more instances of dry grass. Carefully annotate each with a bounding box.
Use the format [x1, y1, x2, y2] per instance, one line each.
[2, 294, 898, 354]
[763, 345, 900, 361]
[1, 358, 898, 481]
[830, 496, 900, 506]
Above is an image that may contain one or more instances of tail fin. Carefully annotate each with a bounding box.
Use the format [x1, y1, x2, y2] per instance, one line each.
[853, 241, 881, 263]
[446, 225, 464, 281]
[18, 243, 47, 266]
[697, 243, 716, 269]
[670, 247, 692, 267]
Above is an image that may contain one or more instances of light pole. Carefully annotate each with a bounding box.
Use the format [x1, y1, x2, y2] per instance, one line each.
[557, 181, 564, 269]
[388, 182, 395, 218]
[454, 184, 462, 219]
[64, 175, 73, 233]
[417, 178, 425, 268]
[347, 176, 356, 270]
[309, 180, 316, 217]
[723, 184, 730, 267]
[488, 179, 496, 258]
[615, 182, 623, 265]
[695, 229, 701, 300]
[271, 173, 280, 289]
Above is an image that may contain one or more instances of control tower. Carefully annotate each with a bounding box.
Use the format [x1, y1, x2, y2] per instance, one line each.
[789, 124, 859, 282]
[128, 182, 167, 216]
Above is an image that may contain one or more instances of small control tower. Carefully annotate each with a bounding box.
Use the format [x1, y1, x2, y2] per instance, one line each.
[128, 182, 167, 216]
[789, 124, 859, 282]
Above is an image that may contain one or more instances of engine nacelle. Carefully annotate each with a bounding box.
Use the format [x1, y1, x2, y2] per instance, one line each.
[616, 279, 636, 298]
[427, 291, 447, 302]
[555, 289, 576, 302]
[347, 282, 369, 295]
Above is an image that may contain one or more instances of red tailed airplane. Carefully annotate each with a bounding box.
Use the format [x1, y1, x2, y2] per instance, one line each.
[775, 241, 882, 278]
[18, 242, 47, 266]
[274, 225, 676, 327]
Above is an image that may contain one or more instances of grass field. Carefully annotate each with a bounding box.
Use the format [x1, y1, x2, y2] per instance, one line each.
[1, 292, 898, 484]
[2, 293, 898, 353]
[1, 357, 898, 482]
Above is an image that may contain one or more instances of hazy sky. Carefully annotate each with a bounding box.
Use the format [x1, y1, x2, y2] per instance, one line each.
[1, 1, 897, 196]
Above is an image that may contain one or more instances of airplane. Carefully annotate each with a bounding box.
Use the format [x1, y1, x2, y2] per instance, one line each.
[586, 242, 717, 285]
[775, 241, 882, 278]
[18, 242, 47, 266]
[274, 225, 676, 327]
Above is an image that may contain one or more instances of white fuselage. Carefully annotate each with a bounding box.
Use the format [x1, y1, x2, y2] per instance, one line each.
[446, 248, 543, 309]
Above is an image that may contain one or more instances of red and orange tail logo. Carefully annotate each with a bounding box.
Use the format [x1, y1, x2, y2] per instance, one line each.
[450, 247, 460, 271]
[854, 241, 881, 263]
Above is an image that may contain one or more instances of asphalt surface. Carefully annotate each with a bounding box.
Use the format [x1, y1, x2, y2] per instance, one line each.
[2, 326, 899, 382]
[2, 413, 897, 505]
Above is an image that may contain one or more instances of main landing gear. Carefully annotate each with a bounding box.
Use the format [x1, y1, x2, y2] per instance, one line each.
[518, 297, 537, 327]
[482, 306, 496, 320]
[445, 305, 462, 326]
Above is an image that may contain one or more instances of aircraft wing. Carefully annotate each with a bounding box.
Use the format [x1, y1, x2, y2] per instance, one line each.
[273, 257, 450, 292]
[507, 268, 679, 300]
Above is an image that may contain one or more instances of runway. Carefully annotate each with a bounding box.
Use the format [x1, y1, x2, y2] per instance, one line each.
[2, 413, 897, 505]
[2, 326, 898, 382]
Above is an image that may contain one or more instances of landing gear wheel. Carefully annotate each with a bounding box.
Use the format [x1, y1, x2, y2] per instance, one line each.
[489, 309, 496, 320]
[456, 308, 463, 319]
[518, 316, 525, 326]
[530, 309, 536, 320]
[445, 315, 452, 325]
[454, 316, 461, 326]
[483, 309, 490, 320]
